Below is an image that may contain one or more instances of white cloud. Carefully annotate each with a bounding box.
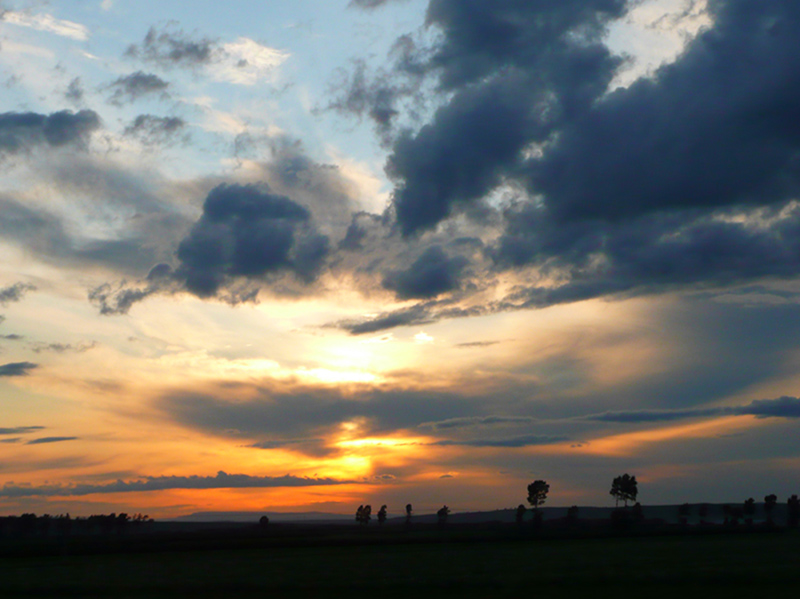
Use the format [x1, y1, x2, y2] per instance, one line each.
[210, 37, 289, 86]
[2, 11, 89, 41]
[414, 332, 434, 344]
[100, 0, 114, 11]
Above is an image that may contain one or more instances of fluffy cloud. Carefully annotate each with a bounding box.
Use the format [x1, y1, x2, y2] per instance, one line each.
[175, 182, 330, 298]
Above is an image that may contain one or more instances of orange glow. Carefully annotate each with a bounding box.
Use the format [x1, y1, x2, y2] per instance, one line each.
[538, 415, 768, 457]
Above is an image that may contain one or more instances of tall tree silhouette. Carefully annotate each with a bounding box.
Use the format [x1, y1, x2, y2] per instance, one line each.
[437, 505, 450, 525]
[527, 480, 549, 510]
[610, 474, 638, 507]
[377, 505, 387, 525]
[405, 503, 412, 526]
[764, 494, 777, 525]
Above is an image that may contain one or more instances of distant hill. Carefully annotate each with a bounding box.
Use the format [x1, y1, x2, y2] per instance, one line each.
[170, 503, 789, 525]
[171, 511, 355, 523]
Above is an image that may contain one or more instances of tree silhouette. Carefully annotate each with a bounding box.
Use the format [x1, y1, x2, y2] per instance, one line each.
[405, 503, 412, 526]
[377, 505, 387, 525]
[527, 480, 549, 510]
[259, 515, 269, 528]
[788, 495, 800, 528]
[743, 497, 755, 526]
[764, 494, 777, 525]
[678, 503, 691, 526]
[698, 503, 709, 525]
[355, 504, 372, 525]
[437, 505, 450, 525]
[609, 474, 637, 507]
[516, 504, 527, 526]
[566, 505, 579, 525]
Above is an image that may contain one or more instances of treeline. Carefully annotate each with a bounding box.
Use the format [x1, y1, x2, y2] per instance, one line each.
[0, 512, 153, 537]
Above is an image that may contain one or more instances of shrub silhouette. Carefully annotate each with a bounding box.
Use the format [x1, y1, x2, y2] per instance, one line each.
[437, 505, 450, 525]
[377, 505, 387, 525]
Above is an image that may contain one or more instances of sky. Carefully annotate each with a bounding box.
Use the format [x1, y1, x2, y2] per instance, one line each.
[0, 0, 799, 519]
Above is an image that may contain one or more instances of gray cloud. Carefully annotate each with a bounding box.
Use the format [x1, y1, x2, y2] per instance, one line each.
[174, 183, 330, 299]
[64, 77, 83, 104]
[587, 396, 800, 423]
[26, 436, 78, 445]
[0, 282, 35, 305]
[0, 471, 353, 498]
[432, 434, 567, 448]
[126, 26, 217, 68]
[418, 416, 535, 431]
[382, 245, 468, 299]
[0, 362, 37, 376]
[384, 0, 629, 236]
[107, 71, 169, 105]
[0, 110, 100, 155]
[123, 114, 186, 146]
[31, 341, 96, 354]
[0, 426, 44, 435]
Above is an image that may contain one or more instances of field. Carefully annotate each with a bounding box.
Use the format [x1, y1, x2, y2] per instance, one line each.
[2, 522, 800, 597]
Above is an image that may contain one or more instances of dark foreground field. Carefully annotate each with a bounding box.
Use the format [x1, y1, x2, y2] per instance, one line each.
[2, 523, 799, 598]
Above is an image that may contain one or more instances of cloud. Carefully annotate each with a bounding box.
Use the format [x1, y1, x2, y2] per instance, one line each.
[0, 471, 354, 498]
[418, 416, 536, 431]
[2, 10, 89, 40]
[211, 38, 289, 86]
[334, 303, 435, 335]
[0, 282, 35, 305]
[174, 183, 330, 299]
[64, 77, 84, 104]
[586, 396, 800, 423]
[123, 114, 186, 146]
[348, 0, 405, 9]
[383, 0, 629, 236]
[0, 362, 37, 377]
[382, 245, 468, 299]
[30, 341, 96, 354]
[0, 426, 45, 435]
[432, 434, 567, 448]
[107, 71, 169, 105]
[26, 436, 79, 445]
[126, 26, 287, 86]
[126, 26, 217, 68]
[0, 110, 100, 155]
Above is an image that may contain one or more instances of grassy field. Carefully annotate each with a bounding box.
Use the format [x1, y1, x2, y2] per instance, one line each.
[2, 526, 799, 597]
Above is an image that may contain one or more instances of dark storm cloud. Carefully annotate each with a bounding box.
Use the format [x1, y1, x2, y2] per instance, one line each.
[382, 245, 467, 299]
[0, 109, 100, 155]
[0, 362, 37, 377]
[174, 183, 330, 299]
[0, 471, 352, 498]
[123, 114, 186, 145]
[26, 436, 78, 445]
[107, 71, 169, 105]
[385, 0, 629, 235]
[587, 396, 800, 423]
[0, 282, 35, 305]
[126, 26, 217, 68]
[529, 0, 800, 224]
[0, 426, 44, 435]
